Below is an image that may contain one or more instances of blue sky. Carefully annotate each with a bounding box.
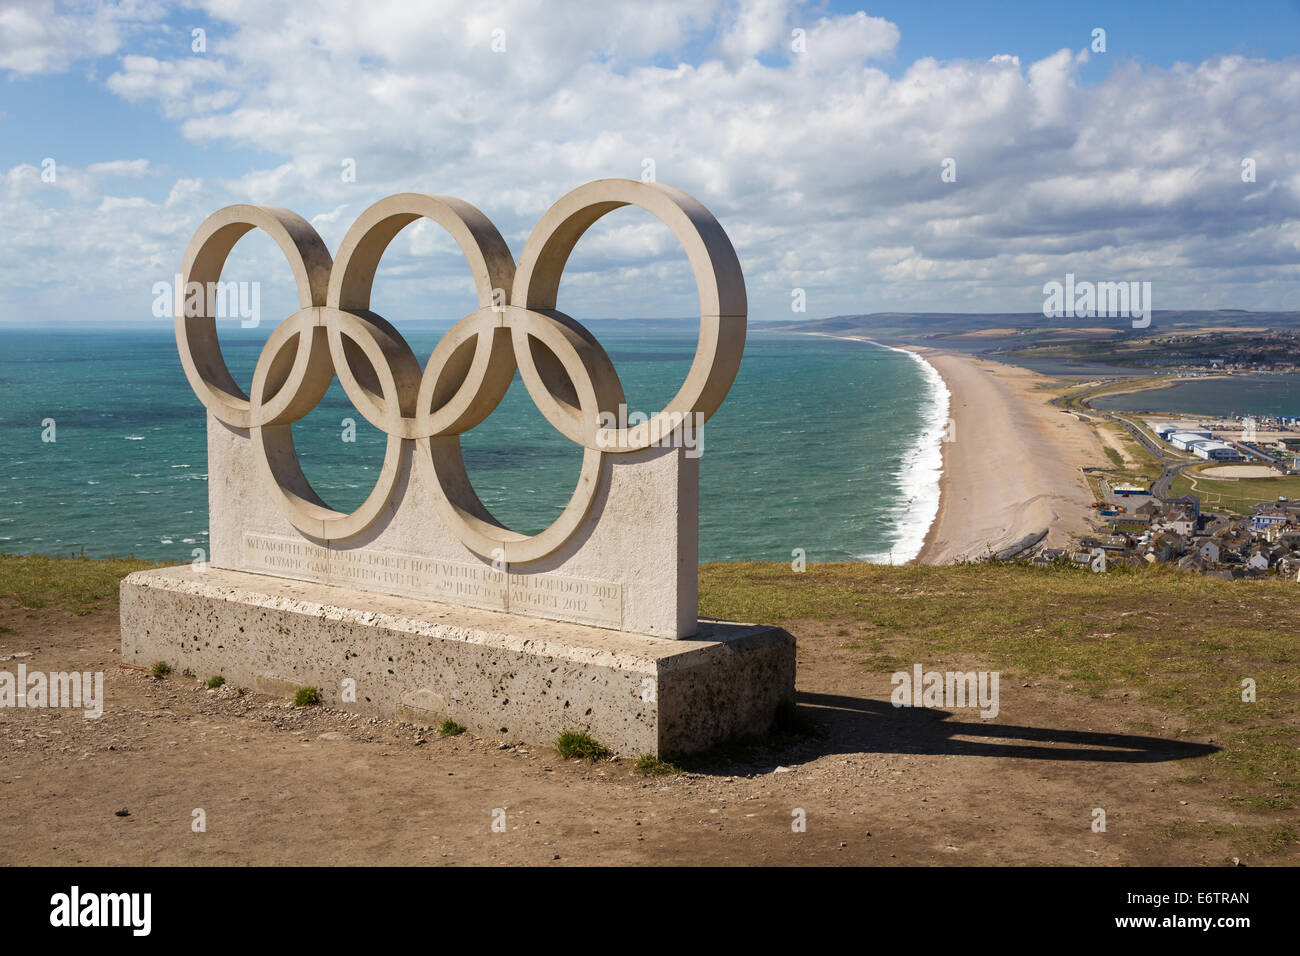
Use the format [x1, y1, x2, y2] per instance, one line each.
[860, 1, 1296, 70]
[2, 0, 1298, 325]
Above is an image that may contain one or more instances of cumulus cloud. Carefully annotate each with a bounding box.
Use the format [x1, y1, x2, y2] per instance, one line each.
[0, 0, 164, 76]
[794, 12, 900, 71]
[2, 0, 1298, 327]
[107, 54, 240, 118]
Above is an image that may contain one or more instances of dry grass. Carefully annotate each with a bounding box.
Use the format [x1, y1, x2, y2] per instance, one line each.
[702, 560, 1300, 809]
[0, 553, 160, 615]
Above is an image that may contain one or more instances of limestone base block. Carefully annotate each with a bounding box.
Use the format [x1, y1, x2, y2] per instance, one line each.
[120, 566, 796, 757]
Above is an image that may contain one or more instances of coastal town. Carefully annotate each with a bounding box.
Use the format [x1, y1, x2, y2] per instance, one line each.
[1033, 410, 1300, 578]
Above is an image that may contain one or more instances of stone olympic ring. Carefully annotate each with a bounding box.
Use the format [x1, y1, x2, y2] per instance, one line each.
[174, 179, 746, 563]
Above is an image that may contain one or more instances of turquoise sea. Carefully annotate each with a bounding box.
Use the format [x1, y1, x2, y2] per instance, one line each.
[0, 325, 947, 565]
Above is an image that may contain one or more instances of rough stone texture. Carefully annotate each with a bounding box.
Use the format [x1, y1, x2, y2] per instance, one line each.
[209, 415, 699, 638]
[121, 566, 795, 756]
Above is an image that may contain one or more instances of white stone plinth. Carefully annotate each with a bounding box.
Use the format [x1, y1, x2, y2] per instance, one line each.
[121, 566, 796, 757]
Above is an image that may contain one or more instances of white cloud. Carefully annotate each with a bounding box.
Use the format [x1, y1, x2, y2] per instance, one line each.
[86, 158, 150, 176]
[0, 0, 164, 76]
[107, 54, 240, 118]
[794, 12, 900, 71]
[2, 0, 1299, 326]
[719, 0, 793, 62]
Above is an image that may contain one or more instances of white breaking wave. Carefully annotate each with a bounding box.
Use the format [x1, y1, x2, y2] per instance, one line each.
[857, 342, 950, 565]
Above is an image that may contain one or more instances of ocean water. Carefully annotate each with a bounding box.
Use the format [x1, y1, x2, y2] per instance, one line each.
[0, 325, 945, 565]
[1090, 374, 1300, 418]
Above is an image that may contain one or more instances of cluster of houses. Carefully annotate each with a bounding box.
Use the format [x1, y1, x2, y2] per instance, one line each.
[1034, 495, 1300, 579]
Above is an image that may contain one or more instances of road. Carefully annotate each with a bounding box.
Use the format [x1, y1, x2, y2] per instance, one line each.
[1051, 386, 1188, 500]
[1110, 416, 1189, 497]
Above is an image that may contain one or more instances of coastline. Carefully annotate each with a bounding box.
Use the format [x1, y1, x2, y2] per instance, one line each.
[804, 333, 1104, 564]
[802, 333, 949, 564]
[908, 347, 1104, 562]
[889, 345, 951, 563]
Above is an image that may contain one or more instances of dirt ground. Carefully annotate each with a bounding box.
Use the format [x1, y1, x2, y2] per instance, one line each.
[0, 600, 1287, 866]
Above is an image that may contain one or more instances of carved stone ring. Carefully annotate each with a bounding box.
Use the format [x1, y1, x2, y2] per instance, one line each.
[174, 179, 746, 562]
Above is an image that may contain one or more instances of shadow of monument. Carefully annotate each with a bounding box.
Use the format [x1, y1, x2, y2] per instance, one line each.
[678, 690, 1219, 775]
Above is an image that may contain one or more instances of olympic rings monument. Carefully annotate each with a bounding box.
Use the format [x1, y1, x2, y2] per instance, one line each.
[120, 179, 795, 756]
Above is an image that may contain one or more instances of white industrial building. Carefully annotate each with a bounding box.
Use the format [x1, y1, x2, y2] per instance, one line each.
[1190, 440, 1244, 461]
[1148, 423, 1179, 439]
[1169, 430, 1214, 450]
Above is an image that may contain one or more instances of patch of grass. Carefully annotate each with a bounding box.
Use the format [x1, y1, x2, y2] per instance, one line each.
[1096, 421, 1164, 479]
[700, 561, 1300, 802]
[1225, 793, 1294, 811]
[0, 554, 161, 615]
[205, 675, 225, 689]
[858, 653, 910, 673]
[556, 731, 611, 761]
[1162, 820, 1300, 857]
[294, 686, 321, 707]
[438, 719, 466, 737]
[1169, 465, 1300, 514]
[634, 753, 683, 777]
[150, 661, 171, 677]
